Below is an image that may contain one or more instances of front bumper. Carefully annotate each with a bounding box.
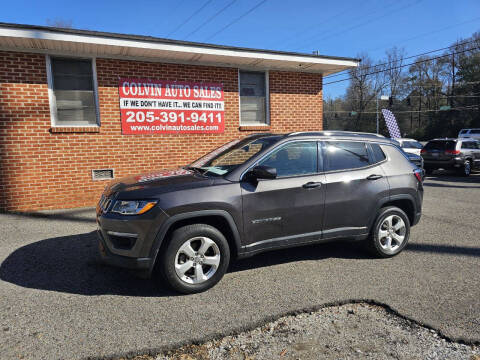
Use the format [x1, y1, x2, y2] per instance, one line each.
[96, 204, 169, 272]
[97, 230, 152, 271]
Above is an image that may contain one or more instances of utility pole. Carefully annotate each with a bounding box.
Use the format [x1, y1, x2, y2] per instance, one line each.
[377, 95, 390, 134]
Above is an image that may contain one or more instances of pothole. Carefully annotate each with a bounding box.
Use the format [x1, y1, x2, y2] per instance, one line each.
[124, 302, 479, 360]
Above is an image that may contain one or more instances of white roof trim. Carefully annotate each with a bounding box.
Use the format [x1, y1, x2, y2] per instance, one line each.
[0, 26, 359, 74]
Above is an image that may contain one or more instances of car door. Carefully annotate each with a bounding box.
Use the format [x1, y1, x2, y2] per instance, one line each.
[322, 141, 389, 239]
[241, 141, 326, 250]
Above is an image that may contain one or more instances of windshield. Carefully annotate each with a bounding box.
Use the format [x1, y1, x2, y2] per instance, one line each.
[189, 136, 282, 176]
[401, 141, 423, 149]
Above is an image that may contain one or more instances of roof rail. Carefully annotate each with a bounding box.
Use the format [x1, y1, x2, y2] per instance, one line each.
[287, 131, 386, 139]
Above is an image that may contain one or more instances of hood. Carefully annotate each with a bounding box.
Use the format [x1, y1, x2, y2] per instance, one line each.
[104, 168, 213, 199]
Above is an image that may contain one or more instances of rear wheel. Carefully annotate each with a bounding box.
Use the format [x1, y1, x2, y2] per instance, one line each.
[156, 224, 230, 294]
[458, 160, 471, 177]
[366, 206, 410, 258]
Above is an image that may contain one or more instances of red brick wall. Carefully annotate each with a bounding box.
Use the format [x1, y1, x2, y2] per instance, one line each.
[0, 51, 323, 211]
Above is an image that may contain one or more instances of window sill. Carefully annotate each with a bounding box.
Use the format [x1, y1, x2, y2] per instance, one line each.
[50, 126, 100, 133]
[239, 125, 271, 131]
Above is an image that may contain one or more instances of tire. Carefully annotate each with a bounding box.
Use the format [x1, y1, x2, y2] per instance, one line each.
[458, 159, 471, 177]
[366, 206, 411, 258]
[156, 224, 230, 294]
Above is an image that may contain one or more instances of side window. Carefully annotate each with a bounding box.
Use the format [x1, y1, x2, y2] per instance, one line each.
[370, 143, 387, 163]
[461, 142, 472, 149]
[325, 141, 370, 171]
[259, 142, 317, 177]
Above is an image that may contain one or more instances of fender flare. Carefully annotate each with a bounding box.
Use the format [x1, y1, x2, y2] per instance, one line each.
[368, 194, 417, 230]
[148, 210, 242, 270]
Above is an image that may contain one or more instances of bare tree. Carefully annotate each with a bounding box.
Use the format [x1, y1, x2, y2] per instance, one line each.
[345, 53, 386, 131]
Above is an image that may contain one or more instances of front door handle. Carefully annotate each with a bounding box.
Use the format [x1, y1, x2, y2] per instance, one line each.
[302, 181, 322, 189]
[367, 174, 383, 180]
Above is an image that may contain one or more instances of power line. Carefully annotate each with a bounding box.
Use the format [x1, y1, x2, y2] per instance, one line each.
[167, 0, 215, 37]
[365, 16, 480, 55]
[323, 105, 479, 114]
[324, 38, 479, 80]
[204, 0, 267, 41]
[275, 0, 375, 49]
[323, 47, 480, 86]
[292, 0, 423, 51]
[184, 0, 238, 39]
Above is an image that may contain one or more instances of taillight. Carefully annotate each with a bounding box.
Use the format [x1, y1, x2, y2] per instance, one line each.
[445, 150, 460, 155]
[414, 169, 423, 182]
[420, 149, 427, 154]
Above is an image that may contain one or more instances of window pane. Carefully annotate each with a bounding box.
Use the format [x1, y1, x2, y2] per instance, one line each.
[259, 142, 317, 177]
[51, 58, 97, 125]
[240, 71, 266, 125]
[371, 143, 386, 163]
[325, 141, 370, 171]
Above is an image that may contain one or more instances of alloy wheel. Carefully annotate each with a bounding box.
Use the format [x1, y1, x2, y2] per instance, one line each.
[174, 236, 221, 284]
[378, 215, 406, 255]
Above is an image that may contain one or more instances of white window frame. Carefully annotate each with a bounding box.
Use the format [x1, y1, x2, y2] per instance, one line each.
[46, 55, 101, 127]
[238, 69, 270, 127]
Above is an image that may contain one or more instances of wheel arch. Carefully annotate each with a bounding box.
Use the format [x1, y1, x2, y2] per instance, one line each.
[150, 210, 242, 271]
[375, 195, 417, 227]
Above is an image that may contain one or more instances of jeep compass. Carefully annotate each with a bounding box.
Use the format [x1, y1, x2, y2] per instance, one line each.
[97, 131, 423, 294]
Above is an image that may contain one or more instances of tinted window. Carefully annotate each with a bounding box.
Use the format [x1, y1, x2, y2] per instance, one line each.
[401, 141, 423, 149]
[259, 142, 317, 177]
[325, 141, 370, 171]
[459, 130, 468, 134]
[371, 143, 387, 163]
[462, 141, 479, 149]
[424, 140, 456, 151]
[471, 130, 480, 134]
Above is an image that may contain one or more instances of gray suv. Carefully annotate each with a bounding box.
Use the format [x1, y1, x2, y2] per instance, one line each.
[421, 138, 480, 176]
[97, 132, 424, 294]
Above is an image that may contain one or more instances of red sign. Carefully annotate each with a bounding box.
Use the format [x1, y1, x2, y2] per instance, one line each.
[119, 78, 225, 134]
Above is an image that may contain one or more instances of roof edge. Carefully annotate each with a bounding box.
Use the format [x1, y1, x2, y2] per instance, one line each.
[0, 22, 361, 63]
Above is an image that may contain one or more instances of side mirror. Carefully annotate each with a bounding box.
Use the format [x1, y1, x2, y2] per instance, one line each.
[247, 165, 277, 180]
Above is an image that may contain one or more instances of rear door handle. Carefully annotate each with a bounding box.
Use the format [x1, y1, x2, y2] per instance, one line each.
[367, 174, 383, 180]
[302, 181, 322, 189]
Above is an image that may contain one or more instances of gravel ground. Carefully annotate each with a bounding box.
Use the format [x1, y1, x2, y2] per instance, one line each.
[136, 303, 479, 360]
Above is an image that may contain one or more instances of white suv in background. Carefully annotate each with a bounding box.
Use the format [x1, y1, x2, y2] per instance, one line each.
[459, 129, 480, 140]
[397, 138, 424, 156]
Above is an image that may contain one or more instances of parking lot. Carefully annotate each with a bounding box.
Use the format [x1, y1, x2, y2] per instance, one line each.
[1, 173, 479, 360]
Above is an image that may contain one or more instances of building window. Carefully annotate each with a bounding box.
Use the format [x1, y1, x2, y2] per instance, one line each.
[47, 56, 99, 126]
[239, 70, 269, 126]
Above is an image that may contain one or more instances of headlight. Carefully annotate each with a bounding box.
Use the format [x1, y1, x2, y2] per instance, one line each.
[110, 200, 157, 215]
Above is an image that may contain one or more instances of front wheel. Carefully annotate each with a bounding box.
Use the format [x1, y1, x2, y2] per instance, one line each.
[366, 206, 410, 258]
[156, 224, 230, 294]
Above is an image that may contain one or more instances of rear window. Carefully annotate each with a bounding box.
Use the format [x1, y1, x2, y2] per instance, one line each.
[459, 130, 468, 134]
[424, 140, 456, 151]
[471, 129, 480, 134]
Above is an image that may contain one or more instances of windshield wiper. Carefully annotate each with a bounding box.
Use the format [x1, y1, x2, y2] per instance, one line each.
[184, 166, 207, 176]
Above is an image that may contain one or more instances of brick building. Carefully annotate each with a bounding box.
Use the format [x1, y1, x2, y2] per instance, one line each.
[0, 23, 358, 211]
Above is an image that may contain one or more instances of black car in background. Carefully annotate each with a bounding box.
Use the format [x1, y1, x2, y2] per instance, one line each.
[97, 132, 424, 294]
[421, 138, 480, 176]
